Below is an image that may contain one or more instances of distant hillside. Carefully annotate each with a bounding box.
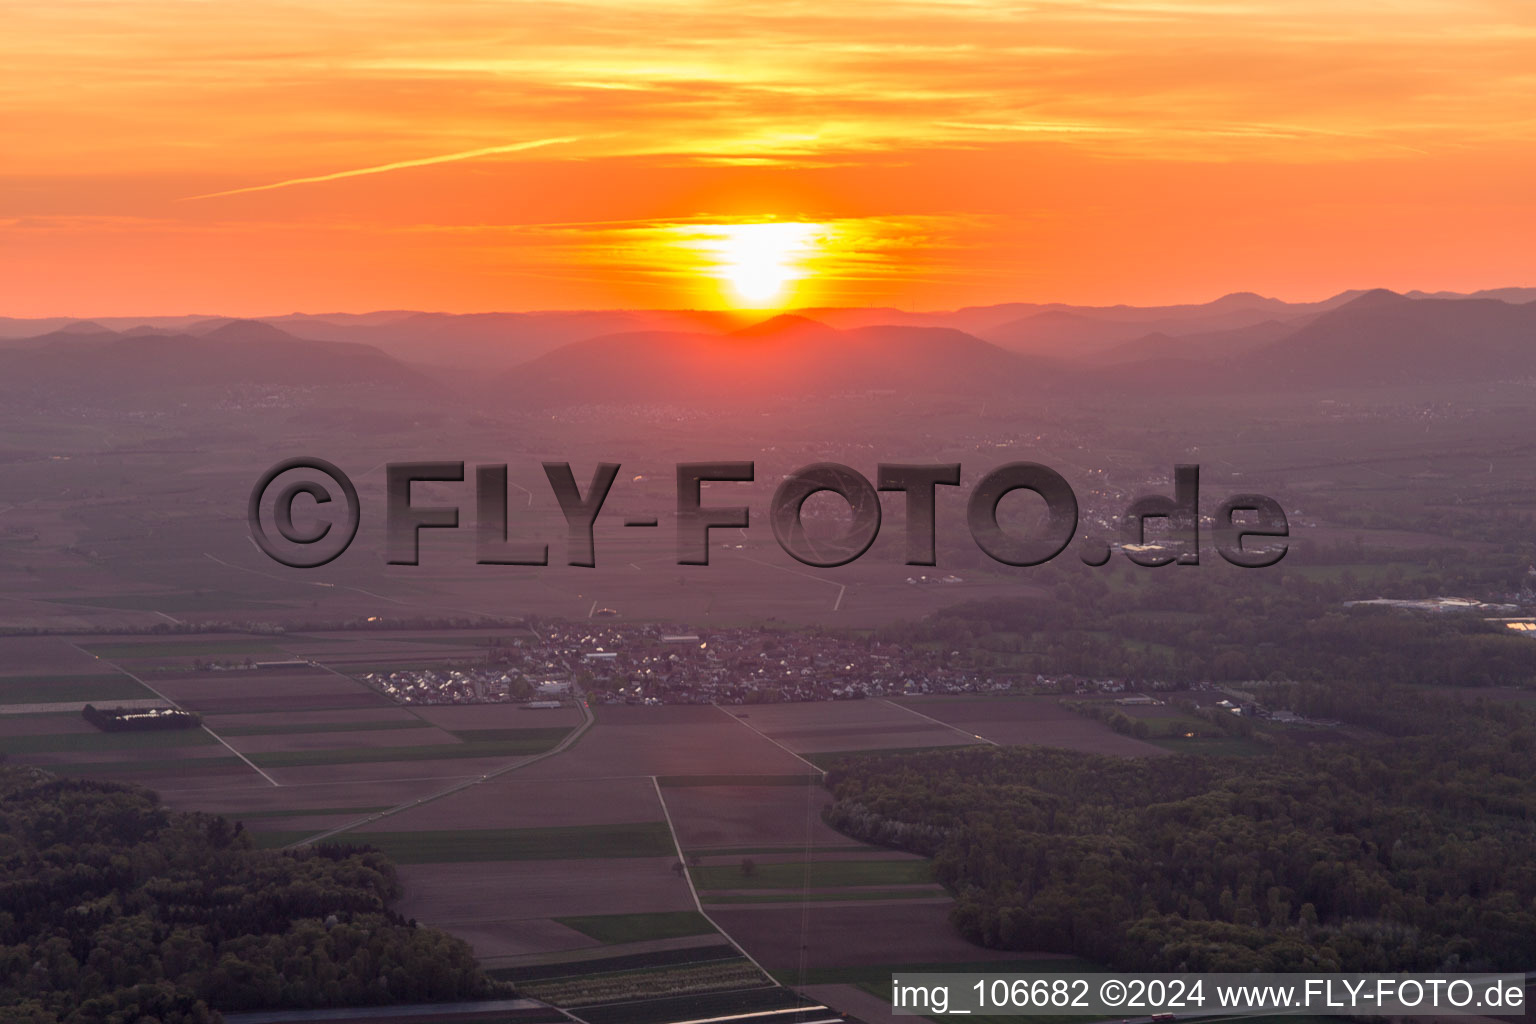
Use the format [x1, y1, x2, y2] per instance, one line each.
[1085, 291, 1536, 392]
[1240, 291, 1536, 387]
[0, 319, 427, 406]
[4, 287, 1534, 403]
[980, 310, 1167, 357]
[1086, 318, 1314, 367]
[974, 292, 1354, 358]
[495, 314, 1057, 404]
[261, 309, 745, 372]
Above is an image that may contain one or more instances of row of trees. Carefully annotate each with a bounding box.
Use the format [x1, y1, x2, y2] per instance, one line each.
[79, 706, 201, 733]
[0, 766, 504, 1022]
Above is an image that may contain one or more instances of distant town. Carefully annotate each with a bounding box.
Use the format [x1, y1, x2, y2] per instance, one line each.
[341, 623, 1338, 732]
[360, 622, 1015, 706]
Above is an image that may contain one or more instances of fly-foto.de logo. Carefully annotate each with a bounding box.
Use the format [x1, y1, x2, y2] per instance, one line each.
[248, 459, 1287, 571]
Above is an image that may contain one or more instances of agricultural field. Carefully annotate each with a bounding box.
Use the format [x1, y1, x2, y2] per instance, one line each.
[716, 901, 1072, 973]
[661, 780, 852, 851]
[507, 704, 816, 781]
[719, 699, 978, 753]
[0, 636, 239, 787]
[391, 858, 699, 962]
[0, 636, 129, 676]
[0, 627, 1172, 1024]
[893, 693, 1172, 756]
[355, 775, 669, 831]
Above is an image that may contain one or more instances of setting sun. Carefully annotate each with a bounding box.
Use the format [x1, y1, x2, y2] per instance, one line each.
[705, 222, 823, 307]
[4, 1, 1536, 313]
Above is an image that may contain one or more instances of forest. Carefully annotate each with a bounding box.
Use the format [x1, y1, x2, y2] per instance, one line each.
[823, 692, 1536, 973]
[0, 765, 503, 1024]
[876, 559, 1536, 689]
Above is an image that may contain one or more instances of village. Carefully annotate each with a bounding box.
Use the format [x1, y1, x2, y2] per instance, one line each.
[355, 622, 1191, 707]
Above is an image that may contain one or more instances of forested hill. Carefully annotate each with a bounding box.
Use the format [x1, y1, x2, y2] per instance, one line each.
[0, 766, 503, 1023]
[823, 714, 1536, 973]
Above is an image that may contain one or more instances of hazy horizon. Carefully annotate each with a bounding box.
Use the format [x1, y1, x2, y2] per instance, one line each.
[6, 282, 1536, 323]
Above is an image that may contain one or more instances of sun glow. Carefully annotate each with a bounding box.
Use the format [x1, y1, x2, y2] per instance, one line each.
[704, 222, 824, 307]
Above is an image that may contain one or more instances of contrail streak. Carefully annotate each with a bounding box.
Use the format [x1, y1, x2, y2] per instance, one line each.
[182, 136, 580, 200]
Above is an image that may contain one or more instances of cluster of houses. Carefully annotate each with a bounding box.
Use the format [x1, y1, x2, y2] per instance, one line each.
[358, 666, 539, 704]
[354, 624, 1028, 706]
[542, 623, 1024, 704]
[1214, 695, 1339, 727]
[350, 626, 1248, 710]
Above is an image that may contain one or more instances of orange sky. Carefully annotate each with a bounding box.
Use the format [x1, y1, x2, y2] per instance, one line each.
[3, 0, 1535, 315]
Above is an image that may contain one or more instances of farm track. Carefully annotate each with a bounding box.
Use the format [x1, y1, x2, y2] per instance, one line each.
[285, 682, 597, 848]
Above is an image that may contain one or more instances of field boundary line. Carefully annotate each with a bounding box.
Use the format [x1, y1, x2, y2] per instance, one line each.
[878, 697, 999, 746]
[730, 552, 846, 612]
[649, 775, 777, 983]
[287, 682, 596, 848]
[709, 704, 827, 777]
[68, 643, 281, 787]
[209, 549, 410, 606]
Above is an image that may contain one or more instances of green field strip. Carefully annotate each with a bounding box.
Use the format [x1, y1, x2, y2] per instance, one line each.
[488, 944, 742, 984]
[214, 719, 432, 737]
[683, 843, 874, 857]
[700, 886, 946, 904]
[47, 594, 282, 613]
[216, 701, 404, 715]
[246, 729, 572, 767]
[220, 805, 393, 820]
[0, 728, 217, 754]
[801, 743, 990, 768]
[516, 958, 769, 1009]
[655, 774, 822, 787]
[278, 821, 677, 862]
[80, 640, 288, 659]
[553, 910, 718, 944]
[43, 757, 243, 777]
[692, 858, 934, 890]
[446, 727, 575, 744]
[377, 635, 524, 646]
[0, 675, 152, 704]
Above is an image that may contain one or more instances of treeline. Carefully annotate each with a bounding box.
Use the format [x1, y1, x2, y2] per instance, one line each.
[1064, 699, 1256, 741]
[0, 767, 504, 1023]
[80, 705, 201, 733]
[822, 704, 1536, 972]
[876, 566, 1536, 689]
[0, 615, 520, 638]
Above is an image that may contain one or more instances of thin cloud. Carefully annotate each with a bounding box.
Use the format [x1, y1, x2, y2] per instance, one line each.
[182, 136, 581, 200]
